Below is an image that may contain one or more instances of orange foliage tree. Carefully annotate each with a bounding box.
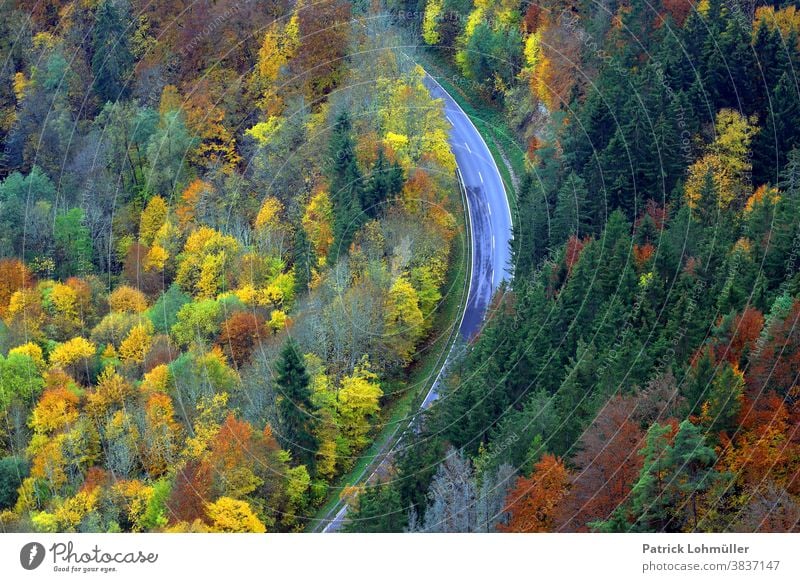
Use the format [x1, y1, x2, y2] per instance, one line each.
[0, 258, 33, 317]
[500, 454, 571, 532]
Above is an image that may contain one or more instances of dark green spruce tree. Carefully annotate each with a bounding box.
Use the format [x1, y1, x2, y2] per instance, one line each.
[328, 111, 364, 260]
[292, 225, 315, 296]
[361, 146, 403, 218]
[92, 0, 134, 103]
[275, 338, 319, 472]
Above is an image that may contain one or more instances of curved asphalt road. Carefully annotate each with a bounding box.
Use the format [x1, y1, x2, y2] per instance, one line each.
[318, 72, 513, 532]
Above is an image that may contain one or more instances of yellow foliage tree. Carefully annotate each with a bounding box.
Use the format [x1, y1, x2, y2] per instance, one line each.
[745, 184, 781, 214]
[685, 109, 759, 210]
[159, 84, 182, 116]
[337, 357, 383, 449]
[302, 189, 334, 262]
[205, 497, 266, 533]
[422, 0, 443, 45]
[176, 227, 241, 298]
[33, 490, 98, 532]
[254, 196, 284, 231]
[384, 276, 425, 365]
[379, 67, 455, 173]
[139, 196, 169, 246]
[49, 282, 79, 321]
[268, 309, 288, 333]
[755, 5, 800, 42]
[29, 387, 80, 435]
[86, 367, 136, 420]
[9, 342, 45, 370]
[110, 480, 153, 532]
[49, 337, 96, 369]
[119, 322, 154, 364]
[306, 354, 339, 478]
[142, 392, 181, 476]
[108, 285, 148, 313]
[144, 244, 169, 271]
[141, 364, 171, 393]
[253, 15, 299, 114]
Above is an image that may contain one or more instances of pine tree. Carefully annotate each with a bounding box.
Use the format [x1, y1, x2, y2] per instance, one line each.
[684, 347, 715, 416]
[343, 483, 406, 532]
[755, 73, 800, 186]
[292, 226, 315, 295]
[667, 420, 717, 531]
[752, 19, 782, 112]
[512, 175, 550, 275]
[92, 0, 134, 103]
[717, 16, 756, 113]
[552, 172, 592, 246]
[361, 147, 403, 218]
[627, 422, 674, 532]
[701, 362, 743, 436]
[275, 338, 319, 472]
[327, 112, 364, 260]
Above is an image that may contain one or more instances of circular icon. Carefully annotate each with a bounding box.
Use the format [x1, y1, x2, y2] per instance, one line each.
[20, 542, 46, 570]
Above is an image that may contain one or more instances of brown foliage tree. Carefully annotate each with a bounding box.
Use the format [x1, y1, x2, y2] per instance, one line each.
[123, 242, 165, 297]
[292, 0, 351, 101]
[556, 395, 646, 531]
[167, 460, 212, 525]
[217, 311, 267, 366]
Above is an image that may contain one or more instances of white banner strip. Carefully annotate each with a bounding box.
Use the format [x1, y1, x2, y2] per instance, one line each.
[1, 533, 797, 581]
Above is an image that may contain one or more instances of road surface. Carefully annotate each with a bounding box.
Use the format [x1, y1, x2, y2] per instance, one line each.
[317, 72, 513, 532]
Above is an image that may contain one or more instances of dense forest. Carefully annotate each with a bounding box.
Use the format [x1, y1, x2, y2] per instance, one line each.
[345, 0, 800, 533]
[0, 0, 461, 532]
[2, 0, 800, 535]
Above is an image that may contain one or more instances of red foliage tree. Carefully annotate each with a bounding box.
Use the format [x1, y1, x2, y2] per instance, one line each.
[633, 243, 655, 270]
[723, 392, 800, 496]
[143, 335, 179, 372]
[662, 0, 694, 26]
[564, 235, 587, 276]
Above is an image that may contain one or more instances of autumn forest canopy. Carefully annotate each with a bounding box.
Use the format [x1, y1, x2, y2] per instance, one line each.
[1, 0, 800, 535]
